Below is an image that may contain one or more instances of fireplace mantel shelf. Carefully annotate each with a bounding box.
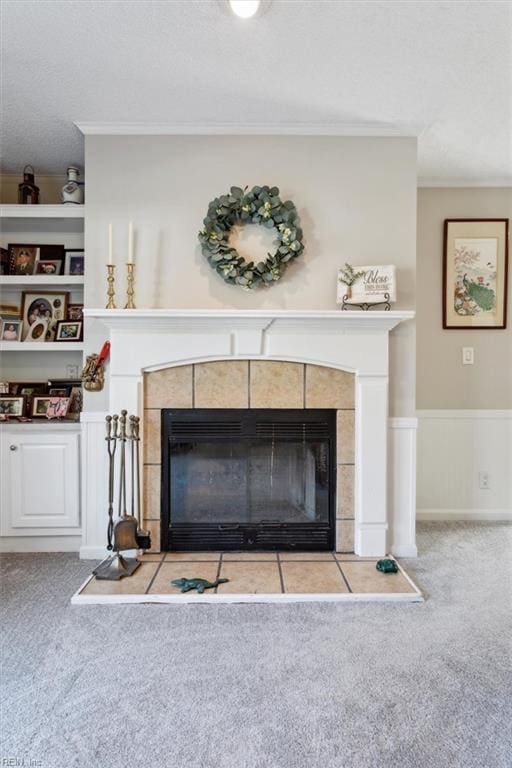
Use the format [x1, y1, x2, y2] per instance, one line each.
[84, 308, 414, 333]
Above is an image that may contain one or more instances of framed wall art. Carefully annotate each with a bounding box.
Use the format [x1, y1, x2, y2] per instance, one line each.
[337, 264, 397, 305]
[443, 219, 509, 329]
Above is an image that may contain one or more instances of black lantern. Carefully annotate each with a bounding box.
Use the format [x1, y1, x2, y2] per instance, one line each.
[18, 165, 40, 204]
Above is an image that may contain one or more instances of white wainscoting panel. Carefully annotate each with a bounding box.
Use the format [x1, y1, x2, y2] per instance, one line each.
[388, 418, 418, 557]
[417, 410, 512, 520]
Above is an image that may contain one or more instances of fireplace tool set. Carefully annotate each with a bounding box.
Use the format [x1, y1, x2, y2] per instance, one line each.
[93, 410, 151, 580]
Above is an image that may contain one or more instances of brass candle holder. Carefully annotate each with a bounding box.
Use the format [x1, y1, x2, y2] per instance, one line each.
[125, 262, 136, 309]
[106, 264, 116, 309]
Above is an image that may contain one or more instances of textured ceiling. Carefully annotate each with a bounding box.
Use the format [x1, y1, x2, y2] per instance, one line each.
[1, 0, 511, 183]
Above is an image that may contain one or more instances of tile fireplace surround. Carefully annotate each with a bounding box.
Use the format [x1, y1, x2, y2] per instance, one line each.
[81, 309, 417, 560]
[145, 361, 354, 552]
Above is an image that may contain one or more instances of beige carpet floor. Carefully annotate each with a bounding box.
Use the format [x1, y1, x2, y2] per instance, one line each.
[1, 522, 511, 768]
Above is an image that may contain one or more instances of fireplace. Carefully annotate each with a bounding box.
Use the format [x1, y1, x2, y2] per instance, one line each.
[161, 409, 336, 551]
[80, 309, 418, 560]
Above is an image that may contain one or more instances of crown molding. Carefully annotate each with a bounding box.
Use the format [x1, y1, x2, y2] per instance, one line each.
[418, 177, 512, 188]
[75, 121, 423, 137]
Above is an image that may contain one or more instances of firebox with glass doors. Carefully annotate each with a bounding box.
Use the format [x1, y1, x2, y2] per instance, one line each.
[161, 409, 336, 551]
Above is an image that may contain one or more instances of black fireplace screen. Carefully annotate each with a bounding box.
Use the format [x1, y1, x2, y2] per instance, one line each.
[161, 409, 336, 551]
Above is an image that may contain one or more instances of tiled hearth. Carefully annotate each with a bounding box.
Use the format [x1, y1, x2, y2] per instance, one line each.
[73, 552, 423, 604]
[143, 361, 355, 553]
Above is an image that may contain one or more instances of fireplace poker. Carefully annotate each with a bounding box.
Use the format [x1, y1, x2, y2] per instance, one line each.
[129, 415, 136, 518]
[133, 416, 151, 550]
[105, 414, 118, 550]
[118, 410, 127, 518]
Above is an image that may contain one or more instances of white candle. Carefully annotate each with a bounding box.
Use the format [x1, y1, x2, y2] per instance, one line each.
[128, 221, 134, 264]
[108, 222, 113, 265]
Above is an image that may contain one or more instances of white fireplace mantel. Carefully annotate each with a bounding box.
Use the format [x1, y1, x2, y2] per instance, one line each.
[84, 308, 413, 333]
[81, 308, 416, 560]
[84, 308, 415, 385]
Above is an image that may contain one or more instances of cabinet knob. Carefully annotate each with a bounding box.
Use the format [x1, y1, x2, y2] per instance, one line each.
[9, 445, 17, 451]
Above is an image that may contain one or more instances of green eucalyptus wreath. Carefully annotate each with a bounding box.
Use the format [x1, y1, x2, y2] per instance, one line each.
[198, 185, 304, 289]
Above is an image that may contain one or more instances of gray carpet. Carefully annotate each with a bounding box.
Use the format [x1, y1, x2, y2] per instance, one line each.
[1, 522, 511, 768]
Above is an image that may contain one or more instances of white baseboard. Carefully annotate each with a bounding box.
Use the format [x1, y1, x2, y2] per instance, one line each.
[0, 535, 82, 553]
[417, 509, 512, 522]
[391, 544, 418, 557]
[79, 545, 108, 560]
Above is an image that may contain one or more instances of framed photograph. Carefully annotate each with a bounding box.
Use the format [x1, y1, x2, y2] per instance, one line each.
[66, 386, 82, 420]
[8, 381, 46, 396]
[67, 303, 84, 321]
[64, 249, 84, 276]
[0, 248, 9, 275]
[55, 320, 83, 342]
[8, 243, 65, 275]
[49, 387, 69, 397]
[47, 397, 71, 419]
[35, 260, 62, 276]
[1, 319, 22, 342]
[443, 219, 509, 329]
[26, 318, 49, 342]
[0, 396, 25, 417]
[9, 245, 39, 275]
[31, 396, 51, 418]
[20, 291, 69, 341]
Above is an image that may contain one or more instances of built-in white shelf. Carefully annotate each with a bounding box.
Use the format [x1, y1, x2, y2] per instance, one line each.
[0, 204, 85, 235]
[0, 421, 81, 430]
[0, 342, 83, 352]
[0, 275, 84, 289]
[0, 204, 84, 219]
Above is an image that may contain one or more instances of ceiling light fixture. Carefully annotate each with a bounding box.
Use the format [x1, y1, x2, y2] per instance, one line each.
[228, 0, 262, 19]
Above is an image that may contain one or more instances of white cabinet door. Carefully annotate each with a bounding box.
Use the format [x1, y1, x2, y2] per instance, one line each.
[1, 429, 81, 534]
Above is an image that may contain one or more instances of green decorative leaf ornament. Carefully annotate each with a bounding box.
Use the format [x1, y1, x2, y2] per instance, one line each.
[198, 185, 305, 290]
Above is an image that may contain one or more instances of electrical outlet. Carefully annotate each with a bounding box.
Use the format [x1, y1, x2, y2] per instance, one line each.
[479, 471, 491, 490]
[462, 347, 474, 365]
[66, 364, 79, 379]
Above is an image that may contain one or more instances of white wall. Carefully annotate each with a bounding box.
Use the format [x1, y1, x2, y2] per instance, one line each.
[84, 135, 417, 416]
